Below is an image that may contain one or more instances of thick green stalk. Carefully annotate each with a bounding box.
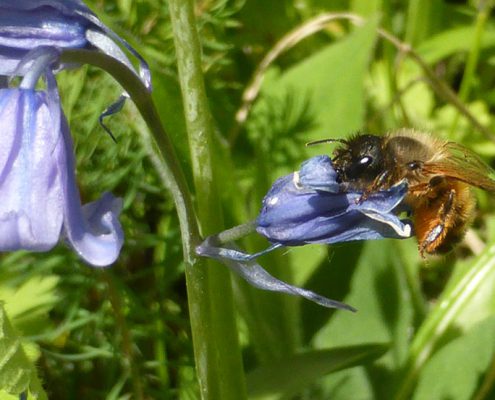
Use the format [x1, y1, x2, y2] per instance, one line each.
[61, 26, 245, 397]
[167, 1, 247, 399]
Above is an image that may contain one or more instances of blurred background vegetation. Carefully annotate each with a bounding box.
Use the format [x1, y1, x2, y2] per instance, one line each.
[3, 0, 495, 399]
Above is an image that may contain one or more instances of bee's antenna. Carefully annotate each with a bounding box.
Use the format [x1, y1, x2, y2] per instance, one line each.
[305, 138, 348, 147]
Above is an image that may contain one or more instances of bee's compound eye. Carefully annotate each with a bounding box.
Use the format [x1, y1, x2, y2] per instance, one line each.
[407, 161, 421, 170]
[359, 156, 372, 166]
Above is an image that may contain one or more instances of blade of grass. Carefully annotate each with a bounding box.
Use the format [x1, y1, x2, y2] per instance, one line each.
[405, 0, 442, 46]
[449, 1, 492, 139]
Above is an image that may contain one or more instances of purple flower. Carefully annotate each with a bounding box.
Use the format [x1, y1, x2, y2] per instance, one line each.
[0, 54, 123, 266]
[256, 155, 412, 246]
[196, 156, 412, 310]
[0, 0, 144, 266]
[0, 0, 150, 87]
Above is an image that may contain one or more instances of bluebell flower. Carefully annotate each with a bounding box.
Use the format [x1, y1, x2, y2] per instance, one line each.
[256, 155, 412, 246]
[0, 0, 150, 86]
[0, 0, 151, 266]
[0, 49, 123, 266]
[197, 155, 412, 310]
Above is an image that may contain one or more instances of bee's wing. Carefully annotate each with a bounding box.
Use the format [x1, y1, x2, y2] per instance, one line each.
[422, 141, 495, 192]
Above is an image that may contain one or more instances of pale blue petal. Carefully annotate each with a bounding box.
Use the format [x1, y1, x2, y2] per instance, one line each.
[0, 81, 124, 265]
[298, 155, 340, 192]
[196, 241, 355, 311]
[0, 88, 63, 250]
[57, 117, 124, 267]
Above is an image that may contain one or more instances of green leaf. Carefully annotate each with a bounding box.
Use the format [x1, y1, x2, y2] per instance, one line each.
[350, 0, 383, 16]
[246, 343, 388, 400]
[448, 256, 495, 333]
[413, 316, 495, 400]
[417, 25, 495, 64]
[0, 305, 47, 399]
[313, 240, 417, 352]
[311, 240, 419, 399]
[396, 242, 495, 400]
[253, 18, 379, 147]
[0, 275, 60, 336]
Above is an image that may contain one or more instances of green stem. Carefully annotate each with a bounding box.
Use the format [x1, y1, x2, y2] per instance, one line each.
[60, 48, 199, 263]
[62, 27, 246, 397]
[203, 221, 257, 245]
[395, 242, 427, 327]
[167, 1, 247, 399]
[458, 4, 489, 101]
[153, 217, 173, 388]
[473, 351, 495, 400]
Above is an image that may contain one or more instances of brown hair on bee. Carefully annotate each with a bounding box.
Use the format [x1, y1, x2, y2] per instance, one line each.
[310, 129, 495, 255]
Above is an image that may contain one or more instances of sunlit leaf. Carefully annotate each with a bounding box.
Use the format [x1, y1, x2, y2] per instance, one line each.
[413, 316, 495, 400]
[0, 305, 47, 399]
[252, 18, 379, 149]
[311, 240, 419, 398]
[247, 343, 388, 400]
[0, 275, 60, 336]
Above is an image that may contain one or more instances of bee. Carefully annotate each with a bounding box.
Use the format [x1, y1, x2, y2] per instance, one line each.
[310, 129, 495, 255]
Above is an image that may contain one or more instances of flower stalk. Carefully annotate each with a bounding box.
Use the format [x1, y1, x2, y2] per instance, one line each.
[167, 0, 247, 399]
[59, 48, 198, 261]
[61, 26, 241, 400]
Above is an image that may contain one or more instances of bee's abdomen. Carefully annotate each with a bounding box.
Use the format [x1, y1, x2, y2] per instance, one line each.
[412, 181, 475, 255]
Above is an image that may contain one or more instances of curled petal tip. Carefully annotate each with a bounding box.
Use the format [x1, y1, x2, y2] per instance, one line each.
[0, 85, 124, 266]
[65, 193, 124, 267]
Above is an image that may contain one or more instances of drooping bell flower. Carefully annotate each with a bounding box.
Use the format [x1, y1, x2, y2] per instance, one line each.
[256, 155, 412, 245]
[0, 49, 123, 266]
[196, 155, 412, 310]
[0, 0, 150, 88]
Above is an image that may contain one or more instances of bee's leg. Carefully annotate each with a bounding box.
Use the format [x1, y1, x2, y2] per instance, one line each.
[419, 189, 455, 256]
[357, 171, 390, 203]
[427, 175, 447, 194]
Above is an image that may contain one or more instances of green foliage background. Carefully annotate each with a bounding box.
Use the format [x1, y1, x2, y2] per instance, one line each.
[3, 0, 495, 399]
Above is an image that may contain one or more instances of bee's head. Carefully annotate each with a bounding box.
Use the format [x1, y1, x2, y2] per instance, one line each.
[331, 134, 385, 186]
